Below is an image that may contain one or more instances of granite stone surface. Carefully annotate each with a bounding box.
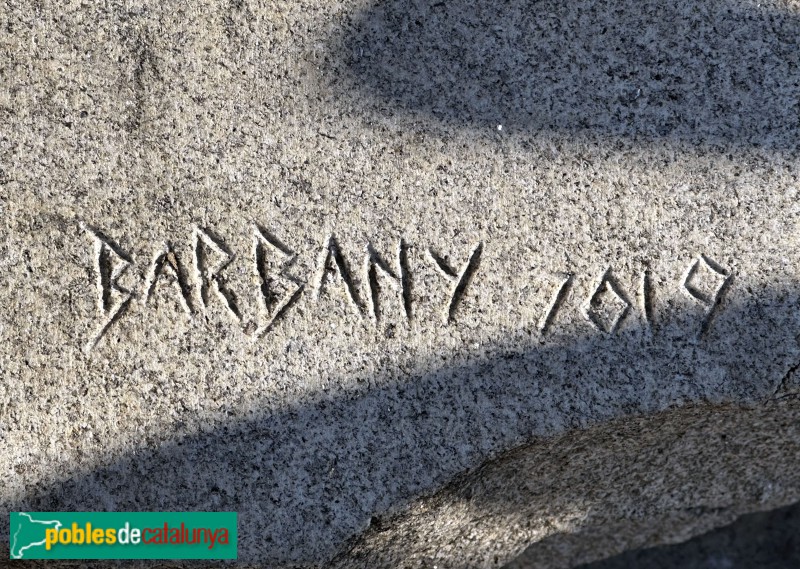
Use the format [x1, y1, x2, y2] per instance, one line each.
[337, 398, 800, 568]
[2, 0, 800, 565]
[573, 497, 800, 569]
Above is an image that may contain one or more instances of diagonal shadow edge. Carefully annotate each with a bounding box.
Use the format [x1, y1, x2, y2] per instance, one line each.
[565, 494, 800, 569]
[3, 281, 800, 566]
[325, 0, 800, 151]
[335, 396, 800, 568]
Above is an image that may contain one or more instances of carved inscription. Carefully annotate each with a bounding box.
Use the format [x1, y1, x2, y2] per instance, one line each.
[83, 226, 485, 348]
[640, 270, 653, 328]
[253, 225, 304, 339]
[428, 243, 483, 324]
[583, 268, 631, 334]
[537, 257, 732, 337]
[682, 254, 732, 337]
[193, 226, 241, 321]
[365, 240, 411, 323]
[82, 224, 134, 352]
[144, 242, 194, 316]
[314, 234, 364, 316]
[81, 223, 734, 350]
[538, 273, 572, 334]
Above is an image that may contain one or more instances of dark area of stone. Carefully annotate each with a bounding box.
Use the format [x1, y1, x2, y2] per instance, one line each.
[574, 500, 800, 569]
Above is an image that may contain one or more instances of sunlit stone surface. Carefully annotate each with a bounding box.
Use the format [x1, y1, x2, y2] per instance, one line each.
[2, 0, 800, 565]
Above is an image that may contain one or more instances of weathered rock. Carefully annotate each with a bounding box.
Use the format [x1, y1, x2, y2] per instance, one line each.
[335, 398, 800, 568]
[2, 0, 800, 565]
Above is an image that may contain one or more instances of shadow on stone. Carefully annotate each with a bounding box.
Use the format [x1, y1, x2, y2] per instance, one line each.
[331, 0, 800, 149]
[570, 499, 800, 569]
[336, 396, 800, 568]
[4, 282, 800, 567]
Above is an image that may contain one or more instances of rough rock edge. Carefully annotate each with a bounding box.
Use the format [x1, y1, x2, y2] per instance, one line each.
[333, 393, 800, 569]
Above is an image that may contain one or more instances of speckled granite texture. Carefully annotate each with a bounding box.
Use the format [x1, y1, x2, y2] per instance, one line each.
[572, 499, 800, 569]
[337, 398, 800, 568]
[1, 0, 800, 566]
